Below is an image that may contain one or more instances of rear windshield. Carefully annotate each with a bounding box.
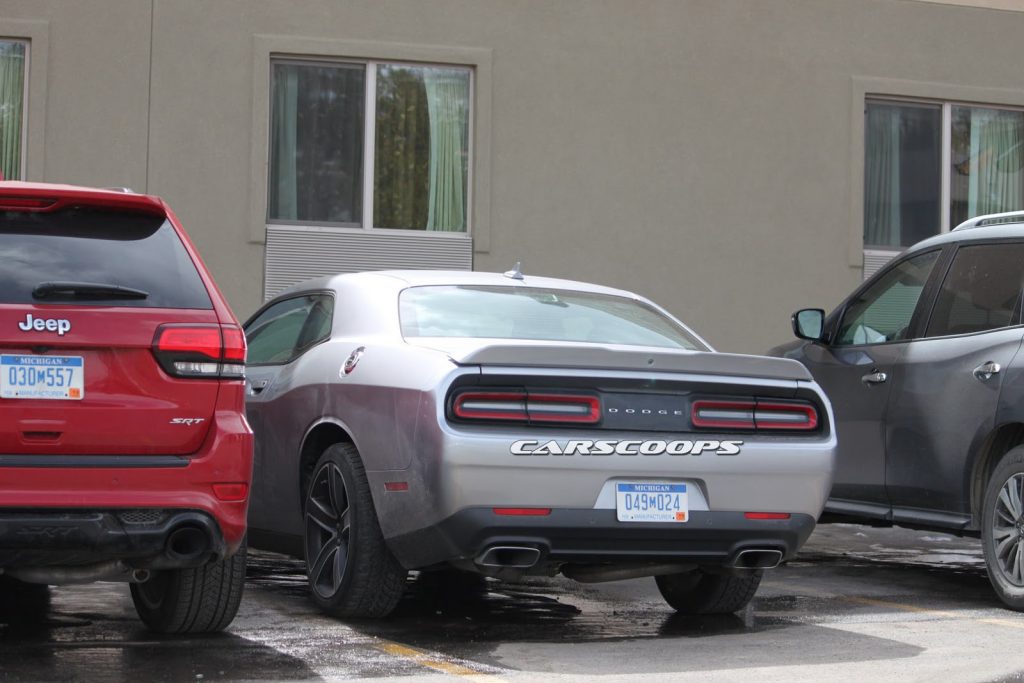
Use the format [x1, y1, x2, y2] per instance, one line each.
[399, 285, 705, 350]
[0, 208, 212, 309]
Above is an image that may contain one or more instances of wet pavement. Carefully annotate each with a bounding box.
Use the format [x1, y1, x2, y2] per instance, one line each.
[3, 524, 1024, 681]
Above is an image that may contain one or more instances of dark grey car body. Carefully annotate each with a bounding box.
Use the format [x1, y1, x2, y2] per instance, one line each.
[770, 222, 1024, 532]
[770, 216, 1024, 536]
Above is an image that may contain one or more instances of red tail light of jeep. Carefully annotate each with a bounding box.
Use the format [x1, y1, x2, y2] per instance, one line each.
[152, 324, 246, 379]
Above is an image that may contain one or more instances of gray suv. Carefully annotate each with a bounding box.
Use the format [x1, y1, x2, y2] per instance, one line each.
[771, 210, 1024, 610]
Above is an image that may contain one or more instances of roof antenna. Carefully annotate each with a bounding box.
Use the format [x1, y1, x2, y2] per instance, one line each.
[503, 261, 524, 281]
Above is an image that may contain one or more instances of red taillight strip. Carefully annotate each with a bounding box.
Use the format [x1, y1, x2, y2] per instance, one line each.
[453, 391, 530, 421]
[691, 400, 756, 429]
[0, 197, 58, 211]
[453, 391, 600, 425]
[754, 402, 818, 431]
[493, 507, 551, 516]
[744, 512, 791, 520]
[692, 399, 818, 432]
[527, 394, 601, 424]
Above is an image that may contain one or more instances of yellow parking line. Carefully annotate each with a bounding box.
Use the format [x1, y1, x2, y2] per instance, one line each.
[375, 641, 505, 680]
[764, 580, 1024, 630]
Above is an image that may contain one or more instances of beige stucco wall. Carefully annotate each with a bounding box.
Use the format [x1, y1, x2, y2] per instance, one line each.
[6, 0, 1024, 352]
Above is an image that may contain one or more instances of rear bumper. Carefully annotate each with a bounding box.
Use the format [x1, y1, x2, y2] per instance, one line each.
[0, 508, 226, 569]
[0, 407, 253, 565]
[386, 507, 816, 569]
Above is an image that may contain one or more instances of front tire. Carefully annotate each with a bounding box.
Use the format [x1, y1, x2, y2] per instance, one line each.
[130, 542, 247, 634]
[982, 448, 1024, 610]
[303, 443, 407, 618]
[655, 569, 762, 614]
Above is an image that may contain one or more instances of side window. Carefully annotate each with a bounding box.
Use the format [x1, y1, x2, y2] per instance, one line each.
[836, 250, 940, 346]
[245, 294, 334, 365]
[925, 244, 1024, 338]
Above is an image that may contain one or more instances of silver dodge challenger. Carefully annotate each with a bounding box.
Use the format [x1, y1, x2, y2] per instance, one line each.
[243, 269, 836, 617]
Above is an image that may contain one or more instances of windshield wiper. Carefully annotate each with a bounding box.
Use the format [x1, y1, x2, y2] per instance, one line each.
[32, 281, 150, 300]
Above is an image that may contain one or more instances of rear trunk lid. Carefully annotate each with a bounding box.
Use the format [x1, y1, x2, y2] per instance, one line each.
[0, 198, 221, 456]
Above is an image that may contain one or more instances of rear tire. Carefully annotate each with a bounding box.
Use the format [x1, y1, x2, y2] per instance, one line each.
[655, 569, 762, 614]
[982, 447, 1024, 611]
[303, 443, 407, 618]
[130, 542, 247, 634]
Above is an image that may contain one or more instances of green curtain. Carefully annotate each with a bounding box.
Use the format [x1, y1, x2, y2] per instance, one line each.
[968, 109, 1023, 217]
[374, 65, 469, 231]
[374, 66, 430, 229]
[864, 105, 902, 247]
[0, 42, 26, 181]
[424, 69, 469, 232]
[270, 66, 298, 220]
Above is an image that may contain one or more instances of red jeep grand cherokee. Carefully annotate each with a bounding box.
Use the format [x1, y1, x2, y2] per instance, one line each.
[0, 183, 252, 634]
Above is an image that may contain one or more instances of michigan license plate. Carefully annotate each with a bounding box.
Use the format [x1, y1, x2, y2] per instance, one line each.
[1, 355, 84, 400]
[616, 482, 688, 522]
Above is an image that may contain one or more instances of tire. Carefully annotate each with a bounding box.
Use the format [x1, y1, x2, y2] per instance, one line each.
[655, 569, 762, 614]
[130, 541, 247, 634]
[303, 443, 407, 618]
[982, 447, 1024, 611]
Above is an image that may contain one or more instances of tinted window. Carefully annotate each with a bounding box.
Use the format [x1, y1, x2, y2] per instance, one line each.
[0, 208, 211, 308]
[245, 294, 334, 365]
[926, 244, 1024, 337]
[837, 250, 939, 346]
[399, 286, 705, 350]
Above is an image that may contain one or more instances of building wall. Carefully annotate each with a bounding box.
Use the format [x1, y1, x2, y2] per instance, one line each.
[5, 0, 1024, 352]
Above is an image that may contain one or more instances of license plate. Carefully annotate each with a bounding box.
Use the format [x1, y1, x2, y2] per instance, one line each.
[1, 355, 84, 400]
[616, 482, 688, 522]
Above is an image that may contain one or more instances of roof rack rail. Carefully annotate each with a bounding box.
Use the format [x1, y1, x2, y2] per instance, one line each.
[952, 210, 1024, 231]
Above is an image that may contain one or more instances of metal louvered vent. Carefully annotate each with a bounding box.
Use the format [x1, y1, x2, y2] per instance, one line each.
[863, 249, 900, 281]
[117, 509, 167, 525]
[264, 226, 473, 301]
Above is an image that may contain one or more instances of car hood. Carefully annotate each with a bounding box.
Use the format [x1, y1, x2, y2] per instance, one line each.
[405, 337, 813, 382]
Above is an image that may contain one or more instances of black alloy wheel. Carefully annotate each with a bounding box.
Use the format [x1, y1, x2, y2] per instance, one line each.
[302, 443, 407, 618]
[305, 459, 352, 601]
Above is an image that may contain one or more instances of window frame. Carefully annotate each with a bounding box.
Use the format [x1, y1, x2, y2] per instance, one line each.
[266, 55, 475, 236]
[243, 291, 336, 367]
[830, 247, 949, 348]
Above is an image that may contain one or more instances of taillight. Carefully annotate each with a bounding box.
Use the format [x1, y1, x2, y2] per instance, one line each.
[0, 197, 58, 211]
[691, 399, 818, 432]
[152, 324, 247, 379]
[451, 390, 600, 425]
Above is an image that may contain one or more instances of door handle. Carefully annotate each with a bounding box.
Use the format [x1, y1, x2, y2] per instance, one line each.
[248, 379, 269, 395]
[973, 361, 1002, 381]
[861, 371, 888, 385]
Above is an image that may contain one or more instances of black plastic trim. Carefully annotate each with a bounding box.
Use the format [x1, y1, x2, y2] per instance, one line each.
[0, 455, 189, 468]
[385, 507, 816, 570]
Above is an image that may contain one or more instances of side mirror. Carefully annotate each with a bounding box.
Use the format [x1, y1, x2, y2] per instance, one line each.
[792, 308, 825, 341]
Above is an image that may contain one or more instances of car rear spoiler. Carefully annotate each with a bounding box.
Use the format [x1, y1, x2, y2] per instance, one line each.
[449, 344, 813, 382]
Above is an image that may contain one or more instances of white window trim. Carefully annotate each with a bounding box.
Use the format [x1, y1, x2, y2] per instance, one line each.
[850, 77, 1024, 269]
[0, 20, 48, 181]
[250, 35, 492, 250]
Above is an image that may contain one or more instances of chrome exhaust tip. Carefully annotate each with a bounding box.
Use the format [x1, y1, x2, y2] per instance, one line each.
[474, 546, 541, 569]
[731, 548, 783, 569]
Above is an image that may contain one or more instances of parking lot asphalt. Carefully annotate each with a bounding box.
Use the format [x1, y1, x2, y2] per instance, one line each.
[2, 524, 1024, 682]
